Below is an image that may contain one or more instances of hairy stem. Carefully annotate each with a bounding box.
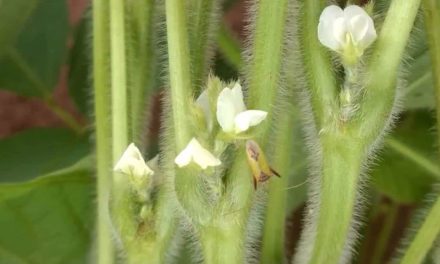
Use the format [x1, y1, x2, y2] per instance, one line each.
[200, 225, 244, 264]
[310, 136, 363, 264]
[110, 0, 128, 160]
[165, 0, 192, 149]
[299, 0, 338, 129]
[246, 0, 288, 134]
[354, 0, 422, 141]
[126, 0, 157, 145]
[188, 0, 221, 90]
[92, 0, 114, 263]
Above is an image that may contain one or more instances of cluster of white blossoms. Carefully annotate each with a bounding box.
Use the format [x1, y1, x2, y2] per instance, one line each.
[175, 83, 267, 170]
[318, 5, 377, 64]
[114, 83, 267, 173]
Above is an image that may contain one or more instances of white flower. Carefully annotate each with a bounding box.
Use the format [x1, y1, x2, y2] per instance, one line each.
[216, 83, 267, 134]
[174, 138, 221, 169]
[318, 5, 377, 58]
[114, 143, 154, 177]
[196, 89, 212, 129]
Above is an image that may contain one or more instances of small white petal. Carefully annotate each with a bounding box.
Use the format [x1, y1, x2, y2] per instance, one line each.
[196, 90, 210, 116]
[318, 5, 345, 51]
[332, 17, 349, 48]
[174, 143, 194, 168]
[344, 5, 376, 48]
[320, 5, 344, 23]
[217, 87, 239, 133]
[343, 5, 368, 21]
[114, 143, 154, 177]
[230, 83, 247, 113]
[196, 89, 212, 126]
[174, 138, 221, 169]
[234, 110, 268, 133]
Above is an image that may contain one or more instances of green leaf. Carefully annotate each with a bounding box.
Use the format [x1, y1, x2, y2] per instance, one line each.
[371, 111, 438, 204]
[0, 158, 93, 264]
[0, 128, 90, 183]
[69, 15, 91, 115]
[403, 51, 436, 110]
[0, 0, 38, 55]
[0, 0, 68, 97]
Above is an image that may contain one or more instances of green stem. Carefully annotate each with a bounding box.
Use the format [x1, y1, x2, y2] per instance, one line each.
[309, 137, 363, 264]
[200, 226, 244, 264]
[246, 0, 288, 128]
[92, 0, 113, 263]
[165, 0, 192, 149]
[188, 0, 220, 90]
[299, 0, 338, 129]
[401, 197, 440, 264]
[401, 1, 440, 263]
[126, 0, 156, 144]
[165, 0, 214, 224]
[355, 0, 422, 142]
[424, 0, 440, 153]
[370, 201, 398, 264]
[110, 0, 128, 160]
[386, 137, 440, 180]
[260, 110, 295, 263]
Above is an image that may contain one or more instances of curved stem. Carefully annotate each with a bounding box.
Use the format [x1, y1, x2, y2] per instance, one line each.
[92, 0, 114, 263]
[355, 0, 422, 141]
[299, 0, 338, 129]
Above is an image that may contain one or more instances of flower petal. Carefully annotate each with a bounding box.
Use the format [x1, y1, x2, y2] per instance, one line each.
[344, 5, 376, 48]
[217, 87, 239, 133]
[174, 141, 194, 168]
[234, 110, 268, 133]
[114, 143, 154, 176]
[174, 138, 221, 169]
[196, 89, 212, 125]
[320, 5, 344, 22]
[230, 83, 247, 113]
[318, 5, 345, 51]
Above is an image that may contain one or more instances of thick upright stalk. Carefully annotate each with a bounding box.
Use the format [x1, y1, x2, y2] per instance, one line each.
[110, 0, 128, 160]
[260, 110, 295, 263]
[92, 0, 113, 263]
[309, 136, 363, 264]
[188, 0, 220, 89]
[165, 0, 192, 149]
[246, 0, 288, 131]
[126, 0, 156, 144]
[400, 1, 440, 263]
[200, 225, 244, 264]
